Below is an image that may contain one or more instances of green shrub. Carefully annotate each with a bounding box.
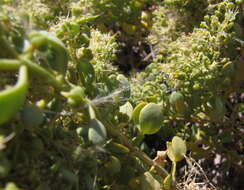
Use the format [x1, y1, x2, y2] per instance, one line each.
[0, 0, 243, 189]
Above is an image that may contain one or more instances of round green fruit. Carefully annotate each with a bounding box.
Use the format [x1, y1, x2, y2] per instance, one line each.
[4, 182, 20, 190]
[170, 91, 184, 105]
[29, 31, 68, 74]
[206, 97, 226, 122]
[138, 103, 163, 135]
[169, 91, 187, 115]
[167, 136, 187, 162]
[132, 102, 147, 124]
[88, 119, 107, 144]
[236, 0, 243, 5]
[76, 126, 88, 137]
[21, 104, 44, 128]
[104, 156, 121, 174]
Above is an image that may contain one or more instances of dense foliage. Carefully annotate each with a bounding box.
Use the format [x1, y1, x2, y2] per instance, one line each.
[0, 0, 243, 190]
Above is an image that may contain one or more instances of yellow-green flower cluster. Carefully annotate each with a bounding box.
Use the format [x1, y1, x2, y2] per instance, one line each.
[132, 0, 239, 114]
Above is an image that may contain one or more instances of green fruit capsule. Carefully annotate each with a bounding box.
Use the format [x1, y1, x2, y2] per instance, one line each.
[4, 182, 20, 190]
[132, 102, 147, 124]
[88, 119, 107, 144]
[170, 91, 184, 105]
[76, 126, 88, 137]
[0, 65, 28, 125]
[138, 103, 163, 135]
[21, 104, 44, 128]
[61, 86, 85, 106]
[77, 60, 95, 85]
[104, 155, 121, 174]
[236, 0, 243, 5]
[206, 97, 226, 122]
[119, 101, 133, 120]
[169, 91, 187, 115]
[29, 31, 68, 74]
[167, 136, 187, 162]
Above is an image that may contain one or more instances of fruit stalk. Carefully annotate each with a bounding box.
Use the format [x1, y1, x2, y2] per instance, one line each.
[0, 59, 21, 70]
[105, 123, 169, 178]
[21, 58, 69, 90]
